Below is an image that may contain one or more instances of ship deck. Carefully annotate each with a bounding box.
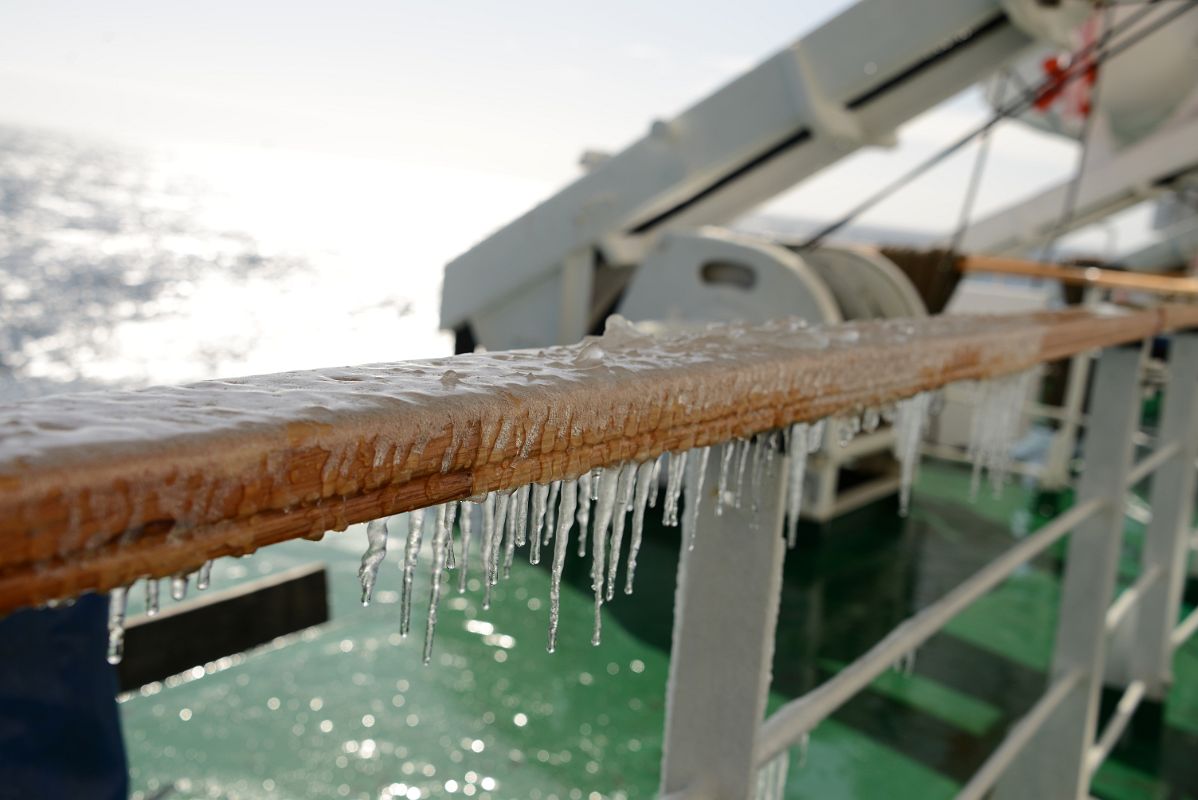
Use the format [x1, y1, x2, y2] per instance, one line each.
[120, 459, 1198, 800]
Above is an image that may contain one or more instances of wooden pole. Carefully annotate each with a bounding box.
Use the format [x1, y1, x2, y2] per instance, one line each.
[1, 306, 1196, 613]
[959, 254, 1198, 298]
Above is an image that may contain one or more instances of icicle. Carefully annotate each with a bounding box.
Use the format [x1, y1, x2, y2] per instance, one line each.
[478, 495, 495, 599]
[485, 493, 511, 608]
[359, 518, 389, 606]
[716, 440, 735, 515]
[170, 573, 188, 602]
[605, 464, 635, 600]
[755, 749, 790, 800]
[967, 371, 1035, 499]
[807, 420, 825, 453]
[106, 587, 129, 665]
[444, 502, 458, 570]
[624, 460, 656, 594]
[590, 468, 621, 645]
[530, 483, 550, 565]
[734, 438, 751, 507]
[682, 446, 710, 550]
[576, 472, 593, 557]
[893, 392, 933, 517]
[544, 480, 561, 543]
[547, 480, 578, 653]
[144, 578, 160, 617]
[763, 432, 780, 488]
[837, 417, 858, 447]
[862, 407, 881, 433]
[514, 484, 530, 548]
[750, 436, 768, 513]
[503, 488, 523, 579]
[662, 451, 687, 526]
[423, 508, 452, 665]
[797, 731, 810, 768]
[400, 510, 425, 636]
[786, 423, 809, 548]
[458, 502, 475, 594]
[195, 560, 213, 591]
[647, 456, 663, 508]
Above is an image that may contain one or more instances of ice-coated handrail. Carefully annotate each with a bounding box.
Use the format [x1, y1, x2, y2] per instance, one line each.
[1, 304, 1196, 613]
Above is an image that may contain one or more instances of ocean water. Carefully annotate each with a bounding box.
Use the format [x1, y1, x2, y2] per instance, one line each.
[0, 123, 552, 402]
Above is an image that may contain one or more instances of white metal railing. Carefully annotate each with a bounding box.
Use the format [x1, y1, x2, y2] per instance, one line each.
[662, 333, 1198, 799]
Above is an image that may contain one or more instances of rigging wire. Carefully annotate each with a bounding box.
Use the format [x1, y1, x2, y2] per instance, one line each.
[1042, 0, 1116, 262]
[795, 0, 1196, 251]
[940, 70, 1010, 275]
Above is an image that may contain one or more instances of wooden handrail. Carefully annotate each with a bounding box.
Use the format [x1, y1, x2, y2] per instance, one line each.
[2, 306, 1197, 613]
[960, 254, 1198, 297]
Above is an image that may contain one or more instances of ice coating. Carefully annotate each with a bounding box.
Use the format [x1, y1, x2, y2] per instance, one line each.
[170, 574, 188, 602]
[968, 370, 1036, 498]
[358, 518, 389, 606]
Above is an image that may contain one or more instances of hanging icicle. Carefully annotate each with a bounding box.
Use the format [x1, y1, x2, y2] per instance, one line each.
[359, 518, 389, 606]
[459, 502, 475, 595]
[423, 507, 452, 665]
[967, 370, 1036, 499]
[400, 509, 424, 636]
[547, 480, 578, 653]
[106, 587, 128, 665]
[196, 560, 213, 591]
[893, 392, 933, 516]
[682, 446, 710, 550]
[786, 423, 810, 548]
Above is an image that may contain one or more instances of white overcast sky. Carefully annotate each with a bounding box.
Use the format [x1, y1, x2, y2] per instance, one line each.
[0, 0, 1106, 239]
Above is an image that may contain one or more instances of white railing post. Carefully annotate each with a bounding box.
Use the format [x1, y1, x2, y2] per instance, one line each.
[995, 343, 1144, 800]
[659, 448, 789, 800]
[1120, 332, 1198, 698]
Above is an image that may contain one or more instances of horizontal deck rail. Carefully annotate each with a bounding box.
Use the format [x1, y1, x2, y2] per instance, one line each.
[754, 495, 1105, 764]
[2, 305, 1195, 614]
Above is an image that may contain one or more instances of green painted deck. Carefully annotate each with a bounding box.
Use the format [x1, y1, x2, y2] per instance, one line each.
[121, 460, 1198, 799]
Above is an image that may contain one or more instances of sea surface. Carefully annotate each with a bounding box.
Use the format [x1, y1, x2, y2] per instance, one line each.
[0, 123, 559, 403]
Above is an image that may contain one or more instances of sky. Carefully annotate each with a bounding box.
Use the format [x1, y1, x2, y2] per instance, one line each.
[0, 0, 1112, 238]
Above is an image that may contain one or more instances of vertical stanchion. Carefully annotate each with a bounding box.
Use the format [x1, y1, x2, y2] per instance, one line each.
[1127, 332, 1198, 698]
[659, 449, 788, 800]
[995, 343, 1143, 800]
